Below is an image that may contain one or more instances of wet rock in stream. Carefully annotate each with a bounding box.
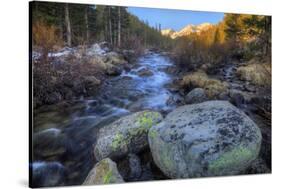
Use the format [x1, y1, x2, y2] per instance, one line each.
[94, 111, 163, 161]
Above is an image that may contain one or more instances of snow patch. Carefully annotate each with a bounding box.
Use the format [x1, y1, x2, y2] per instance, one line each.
[86, 43, 106, 56]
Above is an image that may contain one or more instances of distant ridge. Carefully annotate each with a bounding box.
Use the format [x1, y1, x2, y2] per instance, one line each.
[161, 23, 213, 39]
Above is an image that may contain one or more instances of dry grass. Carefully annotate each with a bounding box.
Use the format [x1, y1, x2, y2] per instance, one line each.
[236, 60, 271, 86]
[181, 70, 228, 98]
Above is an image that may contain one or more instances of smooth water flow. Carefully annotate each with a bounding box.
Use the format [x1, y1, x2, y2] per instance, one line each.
[32, 52, 176, 186]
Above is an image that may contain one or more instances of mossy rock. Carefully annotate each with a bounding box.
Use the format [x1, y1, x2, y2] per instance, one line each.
[94, 111, 163, 161]
[83, 158, 124, 185]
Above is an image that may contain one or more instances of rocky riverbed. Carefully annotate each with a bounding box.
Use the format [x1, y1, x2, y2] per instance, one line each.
[31, 46, 271, 187]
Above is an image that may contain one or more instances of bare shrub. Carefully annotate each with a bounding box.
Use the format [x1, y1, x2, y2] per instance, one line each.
[33, 55, 104, 107]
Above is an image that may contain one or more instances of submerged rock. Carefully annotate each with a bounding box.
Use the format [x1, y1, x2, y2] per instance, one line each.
[32, 161, 65, 187]
[137, 68, 154, 77]
[83, 158, 124, 185]
[184, 88, 208, 104]
[148, 100, 261, 178]
[94, 111, 163, 161]
[33, 128, 67, 158]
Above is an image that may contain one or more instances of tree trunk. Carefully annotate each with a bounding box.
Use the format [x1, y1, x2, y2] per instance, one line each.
[118, 7, 121, 47]
[65, 3, 72, 47]
[84, 6, 89, 43]
[264, 16, 271, 56]
[108, 7, 113, 45]
[59, 6, 64, 43]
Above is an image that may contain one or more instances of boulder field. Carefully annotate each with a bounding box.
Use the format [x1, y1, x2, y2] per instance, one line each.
[91, 100, 262, 183]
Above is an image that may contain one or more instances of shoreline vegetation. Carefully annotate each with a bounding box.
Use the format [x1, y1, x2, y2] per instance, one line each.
[31, 1, 271, 188]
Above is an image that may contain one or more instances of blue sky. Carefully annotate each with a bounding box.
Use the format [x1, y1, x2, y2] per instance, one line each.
[128, 7, 224, 31]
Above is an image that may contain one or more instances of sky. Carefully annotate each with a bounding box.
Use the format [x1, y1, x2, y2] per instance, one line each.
[128, 7, 224, 31]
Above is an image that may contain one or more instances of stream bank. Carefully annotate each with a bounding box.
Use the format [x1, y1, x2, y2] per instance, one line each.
[32, 45, 271, 187]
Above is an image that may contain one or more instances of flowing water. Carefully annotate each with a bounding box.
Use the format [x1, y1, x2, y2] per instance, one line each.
[31, 52, 177, 187]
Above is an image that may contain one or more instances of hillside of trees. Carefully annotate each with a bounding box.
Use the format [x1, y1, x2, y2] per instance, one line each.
[31, 1, 172, 56]
[173, 14, 271, 72]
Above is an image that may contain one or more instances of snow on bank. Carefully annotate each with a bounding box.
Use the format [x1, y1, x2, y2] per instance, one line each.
[48, 47, 73, 58]
[32, 42, 111, 61]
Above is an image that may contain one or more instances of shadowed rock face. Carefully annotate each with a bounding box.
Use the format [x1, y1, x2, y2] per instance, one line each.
[148, 100, 262, 178]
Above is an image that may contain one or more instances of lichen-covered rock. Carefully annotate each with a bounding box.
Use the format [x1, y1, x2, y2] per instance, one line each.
[184, 88, 208, 104]
[83, 158, 124, 185]
[94, 111, 163, 161]
[148, 101, 261, 178]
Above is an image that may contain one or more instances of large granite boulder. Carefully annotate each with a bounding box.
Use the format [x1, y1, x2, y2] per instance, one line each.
[94, 111, 163, 161]
[148, 101, 262, 178]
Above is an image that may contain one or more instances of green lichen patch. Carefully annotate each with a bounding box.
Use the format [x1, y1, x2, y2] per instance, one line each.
[103, 170, 113, 184]
[137, 111, 161, 129]
[109, 111, 162, 154]
[111, 132, 126, 151]
[149, 129, 158, 139]
[128, 111, 161, 138]
[209, 146, 253, 174]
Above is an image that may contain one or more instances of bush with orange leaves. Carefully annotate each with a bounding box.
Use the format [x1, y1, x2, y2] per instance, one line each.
[32, 20, 62, 62]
